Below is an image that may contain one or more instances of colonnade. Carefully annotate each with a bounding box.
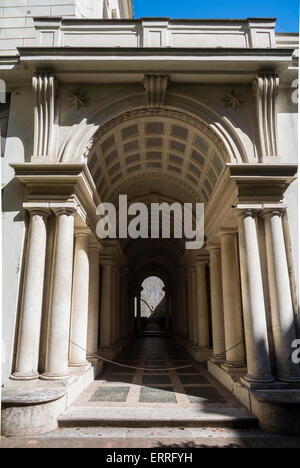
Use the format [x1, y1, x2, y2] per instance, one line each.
[11, 205, 300, 384]
[175, 208, 300, 383]
[12, 206, 132, 381]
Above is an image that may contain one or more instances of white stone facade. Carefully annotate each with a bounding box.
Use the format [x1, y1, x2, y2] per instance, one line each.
[1, 0, 300, 436]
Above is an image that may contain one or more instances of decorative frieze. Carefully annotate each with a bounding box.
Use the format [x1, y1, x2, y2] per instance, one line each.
[253, 73, 279, 160]
[32, 72, 56, 160]
[143, 75, 169, 108]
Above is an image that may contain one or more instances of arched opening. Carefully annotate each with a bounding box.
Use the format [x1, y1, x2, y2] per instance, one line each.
[140, 276, 166, 336]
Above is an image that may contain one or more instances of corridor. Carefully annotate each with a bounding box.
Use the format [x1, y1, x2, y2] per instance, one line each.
[72, 337, 244, 410]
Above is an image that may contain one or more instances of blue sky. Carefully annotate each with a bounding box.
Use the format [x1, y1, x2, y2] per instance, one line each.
[133, 0, 299, 32]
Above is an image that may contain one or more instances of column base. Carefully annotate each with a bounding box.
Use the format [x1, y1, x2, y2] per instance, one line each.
[241, 375, 275, 390]
[221, 361, 247, 373]
[210, 353, 226, 364]
[40, 372, 70, 381]
[69, 361, 91, 370]
[277, 375, 300, 384]
[10, 372, 40, 381]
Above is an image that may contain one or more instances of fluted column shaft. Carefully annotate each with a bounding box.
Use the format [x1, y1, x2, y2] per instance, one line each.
[41, 208, 75, 380]
[195, 261, 210, 349]
[238, 211, 273, 383]
[12, 209, 49, 380]
[111, 267, 118, 345]
[87, 244, 100, 357]
[263, 210, 300, 382]
[221, 231, 245, 369]
[207, 246, 226, 362]
[99, 263, 113, 349]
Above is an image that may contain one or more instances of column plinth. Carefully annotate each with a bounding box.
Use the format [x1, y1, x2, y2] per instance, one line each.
[11, 209, 49, 381]
[41, 208, 75, 381]
[263, 209, 300, 383]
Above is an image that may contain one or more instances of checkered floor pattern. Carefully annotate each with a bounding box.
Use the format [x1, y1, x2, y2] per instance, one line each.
[73, 337, 241, 409]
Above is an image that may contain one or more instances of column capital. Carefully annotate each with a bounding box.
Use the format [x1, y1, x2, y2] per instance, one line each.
[74, 227, 93, 240]
[220, 227, 237, 237]
[23, 203, 51, 218]
[236, 209, 258, 220]
[261, 208, 284, 220]
[52, 206, 77, 217]
[194, 260, 208, 269]
[206, 242, 221, 251]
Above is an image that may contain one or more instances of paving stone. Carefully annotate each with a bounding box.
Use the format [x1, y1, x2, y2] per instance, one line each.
[139, 386, 177, 403]
[179, 375, 211, 385]
[177, 366, 200, 374]
[103, 375, 134, 384]
[185, 387, 226, 404]
[89, 387, 130, 402]
[142, 375, 172, 385]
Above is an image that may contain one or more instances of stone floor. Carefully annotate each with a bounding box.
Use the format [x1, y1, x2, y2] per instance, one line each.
[2, 338, 300, 448]
[73, 337, 239, 409]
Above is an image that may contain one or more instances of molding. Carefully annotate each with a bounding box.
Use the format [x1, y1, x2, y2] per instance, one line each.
[32, 73, 56, 161]
[228, 163, 298, 204]
[253, 73, 279, 160]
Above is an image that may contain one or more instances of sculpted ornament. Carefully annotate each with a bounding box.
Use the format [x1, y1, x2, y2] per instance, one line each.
[223, 91, 244, 110]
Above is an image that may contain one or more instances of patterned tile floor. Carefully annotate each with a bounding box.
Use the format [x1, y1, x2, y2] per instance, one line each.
[73, 337, 242, 409]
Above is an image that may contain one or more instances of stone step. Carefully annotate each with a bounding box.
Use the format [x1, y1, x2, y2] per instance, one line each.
[58, 407, 258, 429]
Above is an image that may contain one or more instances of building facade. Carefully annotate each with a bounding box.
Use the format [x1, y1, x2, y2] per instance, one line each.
[1, 0, 299, 436]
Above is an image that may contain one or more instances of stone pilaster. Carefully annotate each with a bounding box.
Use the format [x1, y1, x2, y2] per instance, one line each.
[195, 260, 210, 350]
[87, 242, 101, 358]
[69, 229, 91, 368]
[99, 262, 113, 351]
[207, 245, 226, 363]
[220, 230, 246, 371]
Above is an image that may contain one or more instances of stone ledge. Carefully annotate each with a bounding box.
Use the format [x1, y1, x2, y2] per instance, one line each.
[208, 360, 300, 435]
[1, 360, 103, 437]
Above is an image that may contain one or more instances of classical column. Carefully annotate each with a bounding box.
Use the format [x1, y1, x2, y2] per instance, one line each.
[263, 209, 300, 382]
[99, 262, 113, 350]
[136, 289, 142, 336]
[111, 266, 118, 346]
[181, 274, 189, 339]
[207, 245, 226, 363]
[115, 269, 121, 345]
[41, 208, 75, 380]
[195, 261, 210, 350]
[165, 289, 170, 334]
[11, 208, 49, 380]
[87, 242, 100, 358]
[69, 229, 91, 367]
[120, 269, 129, 342]
[221, 230, 246, 370]
[191, 269, 199, 347]
[238, 211, 274, 383]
